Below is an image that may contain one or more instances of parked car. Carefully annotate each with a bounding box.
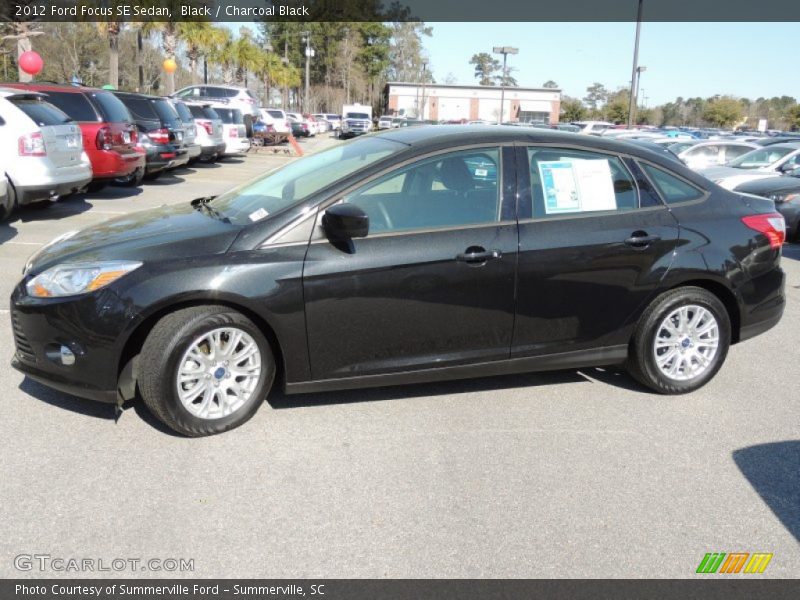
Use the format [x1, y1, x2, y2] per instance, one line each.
[173, 84, 259, 137]
[2, 83, 144, 192]
[184, 102, 226, 161]
[571, 121, 614, 135]
[735, 169, 800, 241]
[751, 136, 800, 147]
[209, 105, 250, 156]
[167, 99, 202, 164]
[261, 109, 291, 134]
[0, 174, 8, 221]
[113, 91, 190, 180]
[0, 87, 92, 218]
[10, 126, 786, 436]
[377, 115, 393, 130]
[622, 139, 683, 163]
[287, 116, 309, 137]
[671, 140, 759, 170]
[311, 113, 332, 132]
[321, 113, 342, 130]
[698, 143, 800, 189]
[287, 112, 316, 137]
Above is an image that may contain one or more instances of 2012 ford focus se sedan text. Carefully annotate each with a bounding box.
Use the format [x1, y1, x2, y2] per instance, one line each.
[10, 127, 786, 436]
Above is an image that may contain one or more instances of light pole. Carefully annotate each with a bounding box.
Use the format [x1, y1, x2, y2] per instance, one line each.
[493, 46, 518, 124]
[420, 60, 428, 120]
[627, 0, 644, 128]
[301, 31, 313, 113]
[631, 65, 647, 125]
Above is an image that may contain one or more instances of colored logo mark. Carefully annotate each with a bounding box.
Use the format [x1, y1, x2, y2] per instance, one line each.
[696, 552, 773, 574]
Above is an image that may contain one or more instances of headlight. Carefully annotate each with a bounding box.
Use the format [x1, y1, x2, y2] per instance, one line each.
[26, 261, 142, 298]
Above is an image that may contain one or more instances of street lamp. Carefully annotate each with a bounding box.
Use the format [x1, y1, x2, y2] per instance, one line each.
[627, 0, 644, 128]
[493, 46, 518, 124]
[420, 59, 428, 120]
[631, 65, 647, 126]
[301, 32, 314, 113]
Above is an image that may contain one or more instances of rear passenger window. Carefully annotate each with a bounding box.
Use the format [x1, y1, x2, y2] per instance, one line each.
[121, 97, 158, 119]
[10, 98, 71, 126]
[90, 92, 132, 123]
[42, 92, 97, 122]
[527, 148, 637, 218]
[343, 148, 502, 234]
[640, 163, 704, 204]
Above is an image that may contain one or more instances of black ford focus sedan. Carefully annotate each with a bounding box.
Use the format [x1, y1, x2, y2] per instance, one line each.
[10, 127, 786, 436]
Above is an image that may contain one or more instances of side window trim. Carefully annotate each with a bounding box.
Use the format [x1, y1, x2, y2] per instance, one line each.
[306, 144, 515, 240]
[636, 159, 709, 206]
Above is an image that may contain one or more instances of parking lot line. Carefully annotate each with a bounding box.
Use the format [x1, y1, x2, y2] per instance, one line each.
[4, 241, 42, 246]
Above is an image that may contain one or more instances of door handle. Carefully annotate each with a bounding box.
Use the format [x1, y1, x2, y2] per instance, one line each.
[456, 247, 502, 264]
[624, 232, 661, 248]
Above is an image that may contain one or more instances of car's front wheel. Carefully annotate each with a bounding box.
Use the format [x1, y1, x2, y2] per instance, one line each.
[138, 305, 275, 436]
[627, 286, 731, 394]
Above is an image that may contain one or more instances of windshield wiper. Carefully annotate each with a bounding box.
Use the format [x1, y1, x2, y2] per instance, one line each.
[191, 196, 229, 222]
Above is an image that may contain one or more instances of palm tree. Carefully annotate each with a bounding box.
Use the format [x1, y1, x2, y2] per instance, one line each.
[179, 22, 227, 85]
[95, 22, 123, 88]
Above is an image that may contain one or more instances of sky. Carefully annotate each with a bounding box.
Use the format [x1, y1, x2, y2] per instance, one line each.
[421, 22, 799, 106]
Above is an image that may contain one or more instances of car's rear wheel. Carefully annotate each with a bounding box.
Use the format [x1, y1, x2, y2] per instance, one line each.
[1, 177, 17, 222]
[138, 306, 275, 436]
[115, 167, 144, 187]
[627, 286, 731, 394]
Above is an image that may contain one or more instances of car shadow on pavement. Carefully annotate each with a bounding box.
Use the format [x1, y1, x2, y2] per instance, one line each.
[0, 221, 18, 245]
[217, 157, 245, 164]
[19, 377, 115, 420]
[733, 441, 800, 543]
[82, 186, 143, 201]
[145, 173, 186, 186]
[267, 368, 607, 410]
[13, 198, 92, 223]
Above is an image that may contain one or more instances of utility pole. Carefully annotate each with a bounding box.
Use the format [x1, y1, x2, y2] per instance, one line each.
[627, 0, 644, 128]
[2, 24, 44, 82]
[420, 61, 428, 120]
[493, 46, 518, 124]
[301, 31, 312, 113]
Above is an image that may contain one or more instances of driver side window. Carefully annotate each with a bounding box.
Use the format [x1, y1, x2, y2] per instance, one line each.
[343, 148, 501, 234]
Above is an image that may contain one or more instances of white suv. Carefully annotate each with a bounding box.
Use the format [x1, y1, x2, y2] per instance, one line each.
[261, 109, 291, 134]
[174, 85, 260, 136]
[0, 88, 91, 220]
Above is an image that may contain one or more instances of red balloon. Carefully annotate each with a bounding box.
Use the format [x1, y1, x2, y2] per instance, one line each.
[19, 51, 43, 76]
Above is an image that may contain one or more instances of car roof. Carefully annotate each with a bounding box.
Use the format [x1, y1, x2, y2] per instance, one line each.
[0, 82, 106, 94]
[0, 86, 48, 99]
[113, 90, 162, 100]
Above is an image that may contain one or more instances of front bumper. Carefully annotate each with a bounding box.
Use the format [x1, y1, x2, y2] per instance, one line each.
[9, 288, 131, 404]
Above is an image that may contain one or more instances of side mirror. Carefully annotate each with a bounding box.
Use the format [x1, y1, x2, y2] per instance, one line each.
[323, 203, 369, 239]
[779, 162, 798, 173]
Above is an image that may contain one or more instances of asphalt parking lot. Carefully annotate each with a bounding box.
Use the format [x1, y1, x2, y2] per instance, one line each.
[1, 136, 799, 579]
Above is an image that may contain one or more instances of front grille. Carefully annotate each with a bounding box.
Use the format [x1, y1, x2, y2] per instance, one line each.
[11, 310, 36, 363]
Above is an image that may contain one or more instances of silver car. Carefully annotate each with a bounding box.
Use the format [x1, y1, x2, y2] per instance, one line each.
[173, 84, 260, 136]
[0, 88, 91, 219]
[671, 140, 759, 171]
[168, 99, 202, 163]
[184, 102, 226, 162]
[699, 143, 800, 189]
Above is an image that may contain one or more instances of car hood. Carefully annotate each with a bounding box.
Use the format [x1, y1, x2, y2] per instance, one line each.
[735, 176, 800, 196]
[26, 204, 241, 275]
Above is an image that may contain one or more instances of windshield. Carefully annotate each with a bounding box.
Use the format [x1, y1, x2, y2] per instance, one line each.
[669, 141, 699, 154]
[726, 146, 795, 169]
[210, 137, 405, 225]
[346, 112, 370, 119]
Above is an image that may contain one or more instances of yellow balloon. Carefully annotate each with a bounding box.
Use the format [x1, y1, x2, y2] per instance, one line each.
[162, 58, 177, 74]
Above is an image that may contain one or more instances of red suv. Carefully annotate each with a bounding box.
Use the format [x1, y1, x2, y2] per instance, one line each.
[3, 83, 145, 192]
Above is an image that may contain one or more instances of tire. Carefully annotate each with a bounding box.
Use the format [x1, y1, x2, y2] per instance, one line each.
[115, 167, 145, 187]
[86, 181, 107, 193]
[138, 305, 276, 437]
[626, 286, 731, 394]
[143, 169, 162, 181]
[1, 177, 17, 222]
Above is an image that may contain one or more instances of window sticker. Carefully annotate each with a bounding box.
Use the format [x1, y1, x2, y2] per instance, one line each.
[537, 159, 617, 214]
[248, 207, 269, 222]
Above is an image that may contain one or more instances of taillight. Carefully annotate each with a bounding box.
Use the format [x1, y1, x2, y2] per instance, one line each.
[148, 128, 170, 144]
[197, 119, 213, 135]
[742, 213, 786, 249]
[96, 126, 113, 150]
[129, 128, 138, 144]
[19, 132, 46, 156]
[229, 128, 238, 138]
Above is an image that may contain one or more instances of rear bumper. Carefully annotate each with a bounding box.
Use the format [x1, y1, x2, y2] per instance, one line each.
[90, 149, 146, 179]
[185, 143, 202, 159]
[16, 176, 93, 204]
[199, 142, 226, 159]
[738, 267, 785, 343]
[222, 138, 251, 155]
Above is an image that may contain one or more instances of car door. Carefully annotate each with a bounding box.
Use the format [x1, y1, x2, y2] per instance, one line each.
[512, 145, 682, 358]
[303, 146, 518, 381]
